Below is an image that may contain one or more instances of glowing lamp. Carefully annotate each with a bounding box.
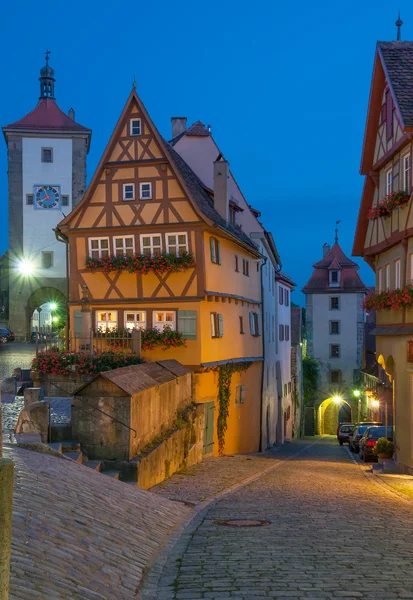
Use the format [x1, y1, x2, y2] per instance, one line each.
[17, 259, 34, 276]
[371, 399, 380, 408]
[353, 390, 361, 398]
[333, 395, 342, 404]
[52, 316, 59, 323]
[50, 303, 58, 311]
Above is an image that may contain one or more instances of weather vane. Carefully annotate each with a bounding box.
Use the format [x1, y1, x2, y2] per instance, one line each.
[132, 74, 137, 89]
[45, 49, 51, 64]
[335, 221, 341, 244]
[396, 11, 403, 41]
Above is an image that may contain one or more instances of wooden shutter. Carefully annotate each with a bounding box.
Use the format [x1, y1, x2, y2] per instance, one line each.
[178, 310, 197, 340]
[74, 310, 82, 338]
[210, 237, 216, 263]
[249, 312, 255, 335]
[217, 314, 224, 337]
[279, 287, 283, 305]
[216, 240, 221, 264]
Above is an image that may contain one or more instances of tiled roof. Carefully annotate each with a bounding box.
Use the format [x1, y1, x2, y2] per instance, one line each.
[303, 243, 368, 294]
[185, 121, 211, 136]
[3, 98, 90, 132]
[275, 271, 296, 287]
[166, 142, 259, 253]
[378, 42, 413, 128]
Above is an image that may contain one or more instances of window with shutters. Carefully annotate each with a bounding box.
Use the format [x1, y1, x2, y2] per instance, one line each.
[178, 310, 197, 340]
[140, 234, 162, 256]
[249, 311, 260, 336]
[166, 233, 188, 255]
[210, 312, 223, 338]
[96, 311, 118, 331]
[210, 237, 221, 264]
[279, 324, 284, 341]
[279, 287, 284, 305]
[124, 311, 146, 330]
[239, 316, 244, 334]
[153, 311, 176, 331]
[235, 385, 246, 404]
[114, 236, 135, 256]
[89, 238, 110, 259]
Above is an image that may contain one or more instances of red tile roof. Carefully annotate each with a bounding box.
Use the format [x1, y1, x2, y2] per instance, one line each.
[185, 121, 211, 137]
[303, 243, 368, 294]
[4, 98, 90, 132]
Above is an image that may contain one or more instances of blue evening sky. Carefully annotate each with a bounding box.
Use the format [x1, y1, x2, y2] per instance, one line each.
[0, 0, 409, 303]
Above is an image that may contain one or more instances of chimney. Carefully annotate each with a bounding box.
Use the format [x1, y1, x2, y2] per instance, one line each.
[323, 243, 330, 256]
[213, 157, 230, 222]
[171, 117, 187, 139]
[68, 107, 75, 121]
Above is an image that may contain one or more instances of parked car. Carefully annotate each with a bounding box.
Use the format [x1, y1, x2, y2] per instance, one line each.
[336, 422, 353, 436]
[359, 426, 394, 462]
[349, 425, 371, 453]
[0, 328, 15, 344]
[337, 423, 354, 445]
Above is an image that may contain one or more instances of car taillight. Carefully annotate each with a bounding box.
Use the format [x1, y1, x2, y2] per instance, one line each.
[366, 440, 376, 447]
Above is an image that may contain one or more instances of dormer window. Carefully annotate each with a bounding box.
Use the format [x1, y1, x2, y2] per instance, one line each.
[130, 118, 141, 136]
[229, 205, 237, 226]
[329, 270, 340, 287]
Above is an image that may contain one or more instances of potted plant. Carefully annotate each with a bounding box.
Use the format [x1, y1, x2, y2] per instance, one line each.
[373, 437, 395, 459]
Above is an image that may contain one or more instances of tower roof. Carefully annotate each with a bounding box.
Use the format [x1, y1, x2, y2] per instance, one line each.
[303, 243, 368, 294]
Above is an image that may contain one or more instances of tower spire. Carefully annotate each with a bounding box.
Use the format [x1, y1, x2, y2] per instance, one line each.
[39, 50, 56, 99]
[396, 11, 403, 41]
[335, 221, 341, 244]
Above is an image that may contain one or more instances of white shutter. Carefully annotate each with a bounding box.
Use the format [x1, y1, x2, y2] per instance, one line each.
[210, 313, 216, 337]
[210, 238, 216, 263]
[256, 313, 261, 336]
[249, 312, 255, 335]
[217, 314, 224, 337]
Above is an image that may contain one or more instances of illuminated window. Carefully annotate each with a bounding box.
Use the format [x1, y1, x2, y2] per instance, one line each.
[124, 311, 146, 330]
[89, 238, 109, 259]
[153, 311, 176, 331]
[96, 311, 118, 331]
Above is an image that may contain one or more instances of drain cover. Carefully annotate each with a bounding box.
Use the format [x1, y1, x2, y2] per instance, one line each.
[214, 519, 271, 527]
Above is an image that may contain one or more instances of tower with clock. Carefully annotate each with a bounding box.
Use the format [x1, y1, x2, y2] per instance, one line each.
[2, 53, 92, 338]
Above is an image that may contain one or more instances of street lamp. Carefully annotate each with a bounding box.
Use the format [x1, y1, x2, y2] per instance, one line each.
[371, 399, 380, 408]
[353, 390, 361, 398]
[50, 302, 58, 311]
[333, 395, 342, 404]
[17, 259, 34, 276]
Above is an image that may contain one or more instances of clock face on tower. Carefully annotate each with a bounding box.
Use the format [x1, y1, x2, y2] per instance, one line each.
[34, 185, 61, 210]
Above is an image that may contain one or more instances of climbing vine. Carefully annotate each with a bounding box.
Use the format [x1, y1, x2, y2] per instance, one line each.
[217, 362, 252, 455]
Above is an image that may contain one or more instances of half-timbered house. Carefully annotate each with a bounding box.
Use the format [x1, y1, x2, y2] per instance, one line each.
[353, 36, 413, 473]
[57, 88, 264, 456]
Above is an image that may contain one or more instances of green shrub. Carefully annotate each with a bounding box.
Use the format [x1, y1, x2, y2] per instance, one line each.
[374, 437, 395, 457]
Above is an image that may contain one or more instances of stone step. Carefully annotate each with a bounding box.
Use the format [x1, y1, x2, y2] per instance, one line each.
[101, 470, 120, 480]
[15, 433, 42, 445]
[61, 440, 81, 452]
[46, 442, 63, 453]
[85, 460, 102, 472]
[63, 451, 83, 463]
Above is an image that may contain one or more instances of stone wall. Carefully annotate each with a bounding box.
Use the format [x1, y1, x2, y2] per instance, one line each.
[31, 372, 92, 397]
[134, 405, 205, 490]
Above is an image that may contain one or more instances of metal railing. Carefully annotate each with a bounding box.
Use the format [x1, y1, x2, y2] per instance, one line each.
[34, 328, 142, 357]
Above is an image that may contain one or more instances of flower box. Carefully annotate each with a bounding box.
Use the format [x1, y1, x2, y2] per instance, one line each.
[368, 191, 410, 221]
[363, 285, 413, 311]
[85, 252, 196, 275]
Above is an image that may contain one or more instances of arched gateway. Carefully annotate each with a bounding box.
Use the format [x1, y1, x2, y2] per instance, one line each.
[318, 397, 352, 435]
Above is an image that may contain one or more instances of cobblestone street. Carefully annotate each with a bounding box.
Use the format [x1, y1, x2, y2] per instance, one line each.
[144, 437, 413, 600]
[0, 342, 35, 380]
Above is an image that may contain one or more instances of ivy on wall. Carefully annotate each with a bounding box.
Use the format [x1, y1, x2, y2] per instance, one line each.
[217, 362, 252, 455]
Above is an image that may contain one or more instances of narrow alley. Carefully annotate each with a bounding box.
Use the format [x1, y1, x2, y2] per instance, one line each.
[144, 438, 413, 600]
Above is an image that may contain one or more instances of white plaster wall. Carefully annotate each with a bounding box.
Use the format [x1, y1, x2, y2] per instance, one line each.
[275, 281, 292, 435]
[173, 135, 264, 237]
[311, 293, 361, 386]
[22, 137, 72, 278]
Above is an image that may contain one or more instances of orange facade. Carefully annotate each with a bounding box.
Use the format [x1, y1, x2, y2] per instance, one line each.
[58, 89, 264, 455]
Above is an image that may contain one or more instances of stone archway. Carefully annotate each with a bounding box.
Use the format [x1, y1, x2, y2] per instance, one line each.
[318, 398, 352, 435]
[26, 287, 67, 339]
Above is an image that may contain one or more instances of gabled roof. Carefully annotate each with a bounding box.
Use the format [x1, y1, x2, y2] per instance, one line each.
[275, 271, 296, 288]
[379, 42, 413, 128]
[169, 121, 211, 146]
[303, 243, 368, 294]
[74, 360, 191, 396]
[3, 98, 90, 134]
[58, 89, 260, 256]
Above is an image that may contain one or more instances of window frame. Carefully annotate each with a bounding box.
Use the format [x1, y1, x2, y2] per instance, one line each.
[41, 147, 53, 163]
[235, 255, 239, 272]
[89, 237, 110, 259]
[403, 153, 411, 193]
[330, 344, 340, 359]
[235, 384, 246, 404]
[130, 118, 142, 136]
[139, 182, 152, 200]
[165, 232, 188, 256]
[284, 289, 289, 306]
[124, 311, 146, 330]
[210, 312, 223, 338]
[279, 324, 284, 341]
[113, 236, 135, 257]
[239, 316, 244, 334]
[395, 258, 401, 289]
[330, 296, 340, 310]
[249, 311, 261, 336]
[279, 287, 284, 305]
[153, 310, 176, 332]
[140, 234, 162, 257]
[41, 251, 54, 269]
[210, 237, 221, 265]
[123, 183, 135, 201]
[330, 369, 341, 384]
[242, 259, 250, 277]
[330, 320, 340, 335]
[61, 195, 69, 207]
[386, 168, 393, 196]
[96, 310, 118, 332]
[285, 325, 290, 341]
[26, 194, 34, 206]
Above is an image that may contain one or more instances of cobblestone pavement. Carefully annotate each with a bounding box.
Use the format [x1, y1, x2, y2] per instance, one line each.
[151, 453, 281, 505]
[0, 342, 35, 380]
[147, 437, 413, 600]
[3, 445, 190, 599]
